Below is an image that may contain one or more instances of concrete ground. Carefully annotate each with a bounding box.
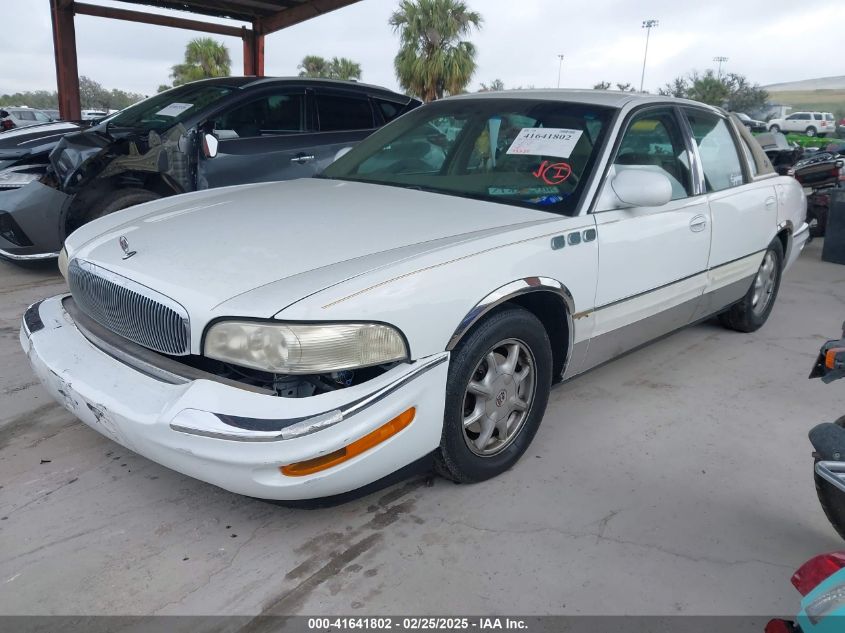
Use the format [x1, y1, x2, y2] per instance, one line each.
[0, 240, 843, 617]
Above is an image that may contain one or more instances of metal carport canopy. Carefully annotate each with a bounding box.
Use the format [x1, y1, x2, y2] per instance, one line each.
[49, 0, 364, 120]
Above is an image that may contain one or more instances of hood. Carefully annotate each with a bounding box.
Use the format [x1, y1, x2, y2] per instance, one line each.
[68, 178, 555, 319]
[0, 121, 81, 169]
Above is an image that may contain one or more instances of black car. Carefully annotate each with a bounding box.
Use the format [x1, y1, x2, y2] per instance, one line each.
[0, 77, 420, 261]
[732, 112, 767, 133]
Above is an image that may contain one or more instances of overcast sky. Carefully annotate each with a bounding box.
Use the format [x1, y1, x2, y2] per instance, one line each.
[4, 0, 839, 98]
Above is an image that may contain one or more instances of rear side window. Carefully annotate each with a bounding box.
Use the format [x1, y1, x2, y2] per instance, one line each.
[213, 92, 305, 139]
[684, 109, 745, 192]
[316, 94, 374, 131]
[375, 99, 404, 123]
[814, 113, 823, 120]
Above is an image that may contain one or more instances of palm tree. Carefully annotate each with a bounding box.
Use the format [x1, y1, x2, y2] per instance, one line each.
[390, 0, 482, 102]
[298, 55, 331, 78]
[330, 57, 362, 81]
[171, 38, 231, 86]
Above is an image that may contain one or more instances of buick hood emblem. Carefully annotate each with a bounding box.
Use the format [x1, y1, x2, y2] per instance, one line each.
[119, 235, 137, 260]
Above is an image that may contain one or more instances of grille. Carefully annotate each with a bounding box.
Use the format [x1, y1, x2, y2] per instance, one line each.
[68, 259, 190, 355]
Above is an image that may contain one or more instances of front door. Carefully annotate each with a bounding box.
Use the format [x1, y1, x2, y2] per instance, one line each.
[583, 106, 712, 369]
[198, 89, 319, 189]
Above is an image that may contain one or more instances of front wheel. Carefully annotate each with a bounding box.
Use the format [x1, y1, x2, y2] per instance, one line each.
[719, 238, 784, 333]
[435, 307, 552, 483]
[769, 124, 780, 133]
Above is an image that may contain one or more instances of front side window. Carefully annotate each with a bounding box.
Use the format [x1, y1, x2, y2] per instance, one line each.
[212, 93, 305, 139]
[322, 98, 614, 216]
[684, 109, 745, 192]
[786, 114, 799, 120]
[34, 111, 51, 122]
[17, 110, 35, 121]
[316, 94, 374, 131]
[613, 109, 692, 200]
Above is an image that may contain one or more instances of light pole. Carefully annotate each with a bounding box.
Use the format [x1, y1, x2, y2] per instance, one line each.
[640, 19, 659, 93]
[557, 54, 565, 89]
[713, 56, 728, 78]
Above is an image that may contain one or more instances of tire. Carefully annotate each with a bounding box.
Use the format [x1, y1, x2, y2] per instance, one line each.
[806, 126, 817, 137]
[815, 416, 845, 540]
[769, 124, 780, 133]
[86, 188, 161, 223]
[718, 238, 784, 333]
[434, 306, 552, 483]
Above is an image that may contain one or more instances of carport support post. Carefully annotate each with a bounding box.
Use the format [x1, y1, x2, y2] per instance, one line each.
[242, 27, 265, 77]
[50, 0, 81, 121]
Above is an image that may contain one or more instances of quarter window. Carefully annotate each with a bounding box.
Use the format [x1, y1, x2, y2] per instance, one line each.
[684, 109, 745, 192]
[316, 94, 374, 131]
[613, 109, 692, 200]
[375, 99, 404, 123]
[212, 93, 305, 138]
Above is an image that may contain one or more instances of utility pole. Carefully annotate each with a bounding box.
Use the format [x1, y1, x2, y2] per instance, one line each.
[640, 19, 659, 93]
[557, 54, 565, 89]
[713, 56, 728, 78]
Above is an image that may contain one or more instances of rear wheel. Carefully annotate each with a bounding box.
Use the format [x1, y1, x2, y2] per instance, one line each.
[719, 238, 783, 333]
[435, 307, 552, 483]
[806, 126, 817, 137]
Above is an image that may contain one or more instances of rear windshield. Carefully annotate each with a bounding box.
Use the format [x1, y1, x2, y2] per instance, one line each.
[322, 98, 615, 216]
[105, 83, 235, 132]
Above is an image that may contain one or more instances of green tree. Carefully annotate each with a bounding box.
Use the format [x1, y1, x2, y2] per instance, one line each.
[171, 37, 231, 86]
[479, 79, 504, 92]
[658, 70, 768, 110]
[615, 82, 635, 92]
[297, 55, 362, 80]
[592, 81, 611, 90]
[722, 73, 768, 113]
[390, 0, 483, 102]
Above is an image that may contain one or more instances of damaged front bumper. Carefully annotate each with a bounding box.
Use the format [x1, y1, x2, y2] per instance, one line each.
[0, 181, 71, 260]
[20, 295, 449, 500]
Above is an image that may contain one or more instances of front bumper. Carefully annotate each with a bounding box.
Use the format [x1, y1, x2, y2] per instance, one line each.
[0, 181, 70, 260]
[20, 295, 449, 500]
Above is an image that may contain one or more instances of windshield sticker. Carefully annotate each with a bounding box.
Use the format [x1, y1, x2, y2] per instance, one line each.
[488, 185, 559, 196]
[532, 160, 572, 185]
[155, 103, 194, 117]
[507, 128, 583, 158]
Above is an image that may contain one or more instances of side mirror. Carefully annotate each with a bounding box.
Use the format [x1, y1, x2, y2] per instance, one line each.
[610, 169, 673, 208]
[332, 146, 353, 163]
[0, 110, 8, 118]
[202, 133, 219, 159]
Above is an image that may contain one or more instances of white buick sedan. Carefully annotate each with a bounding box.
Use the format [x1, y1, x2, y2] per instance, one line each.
[21, 91, 808, 500]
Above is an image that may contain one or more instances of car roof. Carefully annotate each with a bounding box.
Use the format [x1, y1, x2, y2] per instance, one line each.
[446, 89, 723, 112]
[182, 76, 413, 100]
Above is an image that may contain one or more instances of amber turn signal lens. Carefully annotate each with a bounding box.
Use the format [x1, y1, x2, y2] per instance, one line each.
[280, 407, 416, 477]
[826, 348, 845, 370]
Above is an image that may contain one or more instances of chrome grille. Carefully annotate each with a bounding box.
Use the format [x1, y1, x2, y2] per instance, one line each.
[68, 259, 190, 355]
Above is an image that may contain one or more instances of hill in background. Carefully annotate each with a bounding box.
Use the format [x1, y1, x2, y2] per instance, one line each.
[764, 76, 845, 91]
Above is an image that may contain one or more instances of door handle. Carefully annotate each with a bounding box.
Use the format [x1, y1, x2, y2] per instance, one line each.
[689, 214, 707, 233]
[291, 153, 315, 165]
[765, 196, 776, 208]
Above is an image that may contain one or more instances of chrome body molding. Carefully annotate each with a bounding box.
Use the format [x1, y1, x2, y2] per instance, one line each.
[169, 352, 450, 442]
[793, 221, 809, 239]
[446, 276, 576, 379]
[0, 247, 60, 261]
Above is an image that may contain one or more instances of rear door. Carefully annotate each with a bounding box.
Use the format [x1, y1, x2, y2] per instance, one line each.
[198, 88, 321, 189]
[309, 89, 379, 172]
[683, 107, 777, 318]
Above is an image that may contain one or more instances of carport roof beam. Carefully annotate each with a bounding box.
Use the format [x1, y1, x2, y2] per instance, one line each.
[73, 2, 247, 37]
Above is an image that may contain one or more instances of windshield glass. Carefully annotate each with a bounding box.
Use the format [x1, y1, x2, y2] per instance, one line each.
[105, 83, 235, 132]
[322, 98, 615, 215]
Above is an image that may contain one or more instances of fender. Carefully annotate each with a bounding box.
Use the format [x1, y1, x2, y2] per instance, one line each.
[447, 276, 576, 375]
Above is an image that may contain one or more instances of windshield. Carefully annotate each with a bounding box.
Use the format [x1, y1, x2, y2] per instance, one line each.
[322, 98, 614, 215]
[105, 83, 235, 132]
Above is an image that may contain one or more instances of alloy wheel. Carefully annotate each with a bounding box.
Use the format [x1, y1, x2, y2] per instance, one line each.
[751, 251, 777, 316]
[461, 338, 536, 456]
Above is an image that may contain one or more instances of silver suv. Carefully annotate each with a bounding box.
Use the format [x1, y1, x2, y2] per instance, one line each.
[1, 107, 53, 130]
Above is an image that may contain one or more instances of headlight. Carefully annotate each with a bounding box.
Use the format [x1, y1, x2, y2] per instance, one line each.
[203, 321, 409, 374]
[0, 166, 43, 190]
[57, 248, 68, 279]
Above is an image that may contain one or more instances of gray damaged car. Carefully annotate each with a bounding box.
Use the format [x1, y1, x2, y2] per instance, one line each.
[0, 77, 419, 261]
